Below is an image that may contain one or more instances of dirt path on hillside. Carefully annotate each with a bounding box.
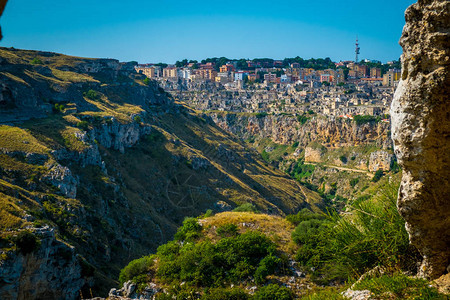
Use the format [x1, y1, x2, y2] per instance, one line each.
[304, 162, 373, 178]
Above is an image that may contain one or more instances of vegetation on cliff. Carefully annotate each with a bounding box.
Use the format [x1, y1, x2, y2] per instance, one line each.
[118, 180, 448, 299]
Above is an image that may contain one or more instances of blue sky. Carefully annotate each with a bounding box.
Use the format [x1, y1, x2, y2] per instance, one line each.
[1, 0, 416, 63]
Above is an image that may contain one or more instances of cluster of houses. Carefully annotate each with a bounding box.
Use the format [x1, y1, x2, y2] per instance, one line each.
[135, 59, 400, 121]
[135, 60, 401, 89]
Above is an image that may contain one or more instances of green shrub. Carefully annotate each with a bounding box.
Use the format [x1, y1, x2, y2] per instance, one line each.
[353, 115, 380, 125]
[203, 209, 214, 218]
[216, 224, 238, 238]
[13, 231, 40, 255]
[297, 114, 309, 125]
[353, 273, 448, 300]
[174, 217, 202, 242]
[286, 208, 325, 226]
[133, 115, 142, 123]
[292, 141, 299, 148]
[52, 103, 65, 113]
[233, 203, 259, 213]
[83, 89, 100, 100]
[119, 255, 154, 285]
[372, 169, 384, 182]
[253, 284, 293, 300]
[254, 254, 282, 284]
[350, 178, 359, 187]
[155, 231, 276, 287]
[143, 77, 151, 85]
[31, 57, 43, 65]
[339, 155, 347, 164]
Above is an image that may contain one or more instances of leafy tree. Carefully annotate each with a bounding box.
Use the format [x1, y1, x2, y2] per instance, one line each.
[372, 169, 384, 182]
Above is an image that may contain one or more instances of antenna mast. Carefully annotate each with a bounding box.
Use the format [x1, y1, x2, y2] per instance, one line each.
[355, 36, 360, 63]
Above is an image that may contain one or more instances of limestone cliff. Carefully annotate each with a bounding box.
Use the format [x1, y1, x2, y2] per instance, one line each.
[209, 112, 391, 149]
[391, 0, 450, 279]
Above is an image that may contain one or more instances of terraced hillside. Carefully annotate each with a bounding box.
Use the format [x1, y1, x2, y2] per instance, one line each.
[0, 48, 323, 298]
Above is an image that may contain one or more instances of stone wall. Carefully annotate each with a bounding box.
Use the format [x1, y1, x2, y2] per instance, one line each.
[391, 0, 450, 279]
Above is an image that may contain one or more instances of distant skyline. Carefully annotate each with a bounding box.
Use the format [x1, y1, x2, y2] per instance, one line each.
[1, 0, 416, 64]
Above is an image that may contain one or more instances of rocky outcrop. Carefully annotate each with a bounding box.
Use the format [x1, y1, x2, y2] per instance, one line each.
[0, 227, 86, 300]
[368, 150, 394, 172]
[90, 118, 152, 154]
[391, 0, 450, 279]
[210, 113, 391, 149]
[304, 144, 327, 163]
[43, 163, 78, 198]
[0, 0, 7, 41]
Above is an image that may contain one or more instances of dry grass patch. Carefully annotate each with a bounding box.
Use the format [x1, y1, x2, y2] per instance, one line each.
[200, 211, 298, 254]
[0, 72, 29, 86]
[61, 127, 89, 152]
[0, 125, 49, 154]
[51, 68, 99, 83]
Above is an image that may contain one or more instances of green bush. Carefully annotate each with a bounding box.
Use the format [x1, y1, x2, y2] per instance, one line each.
[155, 231, 276, 287]
[31, 57, 43, 65]
[372, 169, 384, 182]
[174, 217, 202, 242]
[353, 115, 380, 125]
[254, 254, 281, 284]
[253, 284, 293, 300]
[353, 273, 448, 300]
[203, 209, 214, 218]
[289, 159, 315, 182]
[13, 231, 40, 255]
[350, 178, 359, 187]
[83, 89, 100, 100]
[133, 115, 142, 123]
[286, 208, 325, 226]
[52, 103, 65, 113]
[297, 114, 309, 125]
[143, 77, 151, 85]
[216, 224, 238, 238]
[233, 203, 259, 213]
[119, 255, 154, 285]
[339, 155, 347, 164]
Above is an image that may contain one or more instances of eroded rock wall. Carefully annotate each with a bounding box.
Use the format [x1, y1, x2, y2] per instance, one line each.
[0, 0, 7, 41]
[391, 0, 450, 279]
[210, 113, 391, 149]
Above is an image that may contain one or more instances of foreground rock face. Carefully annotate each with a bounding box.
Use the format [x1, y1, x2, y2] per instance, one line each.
[0, 0, 7, 40]
[391, 0, 450, 279]
[0, 227, 86, 300]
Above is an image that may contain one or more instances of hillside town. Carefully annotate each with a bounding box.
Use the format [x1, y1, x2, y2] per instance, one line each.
[135, 55, 400, 119]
